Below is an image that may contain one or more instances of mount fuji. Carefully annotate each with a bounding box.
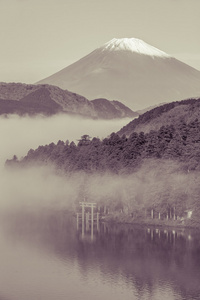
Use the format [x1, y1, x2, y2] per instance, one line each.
[37, 38, 200, 110]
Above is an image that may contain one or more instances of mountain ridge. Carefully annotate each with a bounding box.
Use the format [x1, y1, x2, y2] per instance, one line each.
[37, 38, 200, 110]
[7, 96, 200, 175]
[0, 82, 137, 119]
[117, 97, 200, 136]
[6, 95, 200, 225]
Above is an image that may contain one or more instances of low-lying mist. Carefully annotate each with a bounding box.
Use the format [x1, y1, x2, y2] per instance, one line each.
[0, 114, 131, 212]
[0, 114, 130, 164]
[1, 114, 199, 219]
[1, 158, 199, 219]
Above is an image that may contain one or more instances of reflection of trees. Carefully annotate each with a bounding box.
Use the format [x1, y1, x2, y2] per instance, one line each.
[3, 211, 200, 299]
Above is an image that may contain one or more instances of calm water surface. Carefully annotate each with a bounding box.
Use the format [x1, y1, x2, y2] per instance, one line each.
[0, 211, 200, 300]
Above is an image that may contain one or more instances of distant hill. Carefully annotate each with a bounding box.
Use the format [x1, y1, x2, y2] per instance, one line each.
[37, 38, 200, 111]
[0, 82, 137, 119]
[6, 97, 200, 225]
[6, 96, 200, 174]
[117, 97, 200, 136]
[7, 100, 200, 174]
[136, 102, 167, 115]
[91, 98, 134, 119]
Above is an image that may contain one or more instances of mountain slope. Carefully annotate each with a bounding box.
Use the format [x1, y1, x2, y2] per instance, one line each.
[7, 107, 200, 174]
[0, 82, 137, 119]
[117, 97, 200, 136]
[91, 98, 134, 119]
[37, 38, 200, 110]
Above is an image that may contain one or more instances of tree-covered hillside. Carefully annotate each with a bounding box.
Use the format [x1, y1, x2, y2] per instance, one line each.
[6, 121, 200, 225]
[6, 97, 200, 226]
[0, 82, 137, 119]
[7, 118, 200, 174]
[118, 97, 200, 136]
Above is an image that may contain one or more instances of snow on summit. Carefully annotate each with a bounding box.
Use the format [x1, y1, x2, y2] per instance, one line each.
[37, 37, 200, 110]
[101, 38, 170, 57]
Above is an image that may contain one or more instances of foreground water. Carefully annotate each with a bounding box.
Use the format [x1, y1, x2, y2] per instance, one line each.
[0, 211, 200, 300]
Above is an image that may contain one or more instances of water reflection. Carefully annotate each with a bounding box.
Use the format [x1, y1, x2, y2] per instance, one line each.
[1, 210, 200, 300]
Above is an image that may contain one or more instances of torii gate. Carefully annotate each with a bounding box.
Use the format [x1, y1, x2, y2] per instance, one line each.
[79, 201, 96, 223]
[79, 202, 97, 239]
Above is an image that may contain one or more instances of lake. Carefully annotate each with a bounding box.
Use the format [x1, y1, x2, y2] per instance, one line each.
[0, 210, 200, 300]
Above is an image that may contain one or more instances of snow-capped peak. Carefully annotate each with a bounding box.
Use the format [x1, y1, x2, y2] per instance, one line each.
[101, 38, 170, 57]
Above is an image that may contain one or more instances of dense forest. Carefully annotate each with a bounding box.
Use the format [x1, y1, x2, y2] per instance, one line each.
[8, 118, 200, 174]
[6, 117, 200, 225]
[6, 97, 200, 226]
[118, 97, 200, 136]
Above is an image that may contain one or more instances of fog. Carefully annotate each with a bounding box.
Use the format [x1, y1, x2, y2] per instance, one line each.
[0, 114, 131, 212]
[0, 114, 130, 164]
[0, 114, 197, 217]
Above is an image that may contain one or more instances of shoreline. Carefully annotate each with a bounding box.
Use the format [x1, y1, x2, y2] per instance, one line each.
[103, 213, 200, 231]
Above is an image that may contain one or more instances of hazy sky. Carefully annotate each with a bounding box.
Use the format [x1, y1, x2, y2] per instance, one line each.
[0, 0, 200, 83]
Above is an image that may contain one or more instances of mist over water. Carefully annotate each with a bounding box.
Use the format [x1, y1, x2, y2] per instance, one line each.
[0, 114, 131, 212]
[0, 113, 198, 215]
[1, 115, 200, 300]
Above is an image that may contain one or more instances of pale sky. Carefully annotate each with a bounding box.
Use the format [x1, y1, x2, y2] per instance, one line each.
[0, 0, 200, 83]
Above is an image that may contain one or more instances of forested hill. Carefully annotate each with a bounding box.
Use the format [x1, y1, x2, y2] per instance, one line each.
[118, 97, 200, 136]
[7, 117, 200, 174]
[0, 82, 137, 119]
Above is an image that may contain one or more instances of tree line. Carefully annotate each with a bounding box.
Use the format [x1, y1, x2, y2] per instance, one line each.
[7, 118, 200, 174]
[6, 118, 200, 224]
